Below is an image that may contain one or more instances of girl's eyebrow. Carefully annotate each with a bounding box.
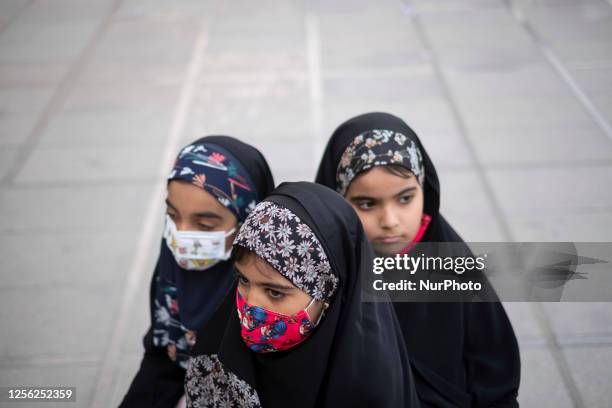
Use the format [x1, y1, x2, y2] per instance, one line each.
[261, 282, 295, 291]
[348, 187, 416, 202]
[193, 211, 222, 220]
[165, 198, 178, 211]
[394, 187, 417, 197]
[349, 195, 377, 202]
[235, 266, 295, 291]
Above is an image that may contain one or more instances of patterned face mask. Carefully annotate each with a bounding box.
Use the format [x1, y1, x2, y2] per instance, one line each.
[236, 287, 325, 353]
[163, 215, 236, 271]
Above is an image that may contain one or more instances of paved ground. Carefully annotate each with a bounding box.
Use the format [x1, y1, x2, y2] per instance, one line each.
[1, 0, 611, 407]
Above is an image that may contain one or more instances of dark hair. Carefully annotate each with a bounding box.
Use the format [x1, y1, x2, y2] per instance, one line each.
[380, 164, 414, 179]
[231, 245, 253, 264]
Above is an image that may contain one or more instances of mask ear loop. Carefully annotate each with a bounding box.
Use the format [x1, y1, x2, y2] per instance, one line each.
[305, 298, 329, 327]
[222, 222, 241, 259]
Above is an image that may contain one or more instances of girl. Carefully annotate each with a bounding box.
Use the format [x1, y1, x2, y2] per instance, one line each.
[120, 136, 274, 407]
[316, 112, 520, 407]
[185, 182, 421, 407]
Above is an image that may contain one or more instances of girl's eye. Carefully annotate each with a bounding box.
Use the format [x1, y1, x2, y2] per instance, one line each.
[399, 195, 413, 204]
[357, 201, 374, 211]
[237, 275, 249, 285]
[167, 211, 177, 220]
[198, 224, 214, 231]
[267, 289, 284, 300]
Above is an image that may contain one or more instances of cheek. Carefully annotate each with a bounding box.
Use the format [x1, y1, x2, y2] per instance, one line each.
[399, 198, 424, 238]
[352, 209, 379, 240]
[268, 297, 307, 316]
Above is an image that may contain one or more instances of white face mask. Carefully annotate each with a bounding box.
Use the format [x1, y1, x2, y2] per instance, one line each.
[163, 215, 237, 271]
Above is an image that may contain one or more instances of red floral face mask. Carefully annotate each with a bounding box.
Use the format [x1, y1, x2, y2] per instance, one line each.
[236, 288, 323, 353]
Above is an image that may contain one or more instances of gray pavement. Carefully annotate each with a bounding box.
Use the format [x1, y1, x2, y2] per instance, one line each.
[1, 0, 611, 407]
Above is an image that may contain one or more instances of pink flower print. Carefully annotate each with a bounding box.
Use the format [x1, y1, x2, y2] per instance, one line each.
[210, 152, 226, 163]
[192, 174, 206, 188]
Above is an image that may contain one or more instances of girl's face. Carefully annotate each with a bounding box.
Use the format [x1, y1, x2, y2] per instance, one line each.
[345, 166, 424, 256]
[166, 180, 238, 251]
[235, 253, 325, 322]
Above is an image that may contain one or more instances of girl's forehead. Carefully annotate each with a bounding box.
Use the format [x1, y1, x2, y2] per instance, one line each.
[237, 253, 293, 286]
[167, 180, 234, 217]
[347, 167, 418, 196]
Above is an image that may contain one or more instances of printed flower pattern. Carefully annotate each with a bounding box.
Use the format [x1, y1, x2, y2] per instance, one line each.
[186, 354, 261, 408]
[152, 278, 194, 370]
[335, 129, 425, 195]
[168, 142, 258, 221]
[234, 201, 338, 302]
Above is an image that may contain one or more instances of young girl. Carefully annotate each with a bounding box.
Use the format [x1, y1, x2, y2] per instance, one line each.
[121, 136, 274, 407]
[185, 182, 421, 408]
[316, 112, 520, 407]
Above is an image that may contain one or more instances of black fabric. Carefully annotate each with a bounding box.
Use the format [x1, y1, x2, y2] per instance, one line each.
[120, 136, 274, 408]
[315, 112, 520, 408]
[206, 182, 421, 408]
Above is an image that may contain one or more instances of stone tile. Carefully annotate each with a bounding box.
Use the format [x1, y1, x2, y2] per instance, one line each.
[543, 303, 612, 337]
[418, 8, 534, 51]
[61, 81, 180, 113]
[200, 52, 306, 80]
[0, 230, 142, 288]
[37, 110, 172, 148]
[324, 72, 443, 101]
[253, 138, 319, 178]
[486, 165, 612, 217]
[469, 124, 612, 166]
[0, 148, 19, 180]
[0, 21, 98, 64]
[318, 12, 425, 71]
[503, 302, 546, 345]
[568, 66, 612, 96]
[443, 63, 575, 98]
[77, 61, 183, 87]
[508, 211, 612, 241]
[92, 17, 202, 65]
[433, 46, 543, 72]
[550, 41, 612, 66]
[323, 97, 460, 137]
[0, 184, 156, 232]
[186, 79, 311, 140]
[521, 1, 612, 39]
[0, 285, 118, 358]
[208, 16, 305, 55]
[563, 345, 612, 408]
[0, 0, 30, 28]
[589, 93, 612, 120]
[0, 62, 69, 87]
[409, 0, 506, 13]
[115, 0, 218, 20]
[18, 0, 111, 25]
[0, 115, 35, 148]
[14, 146, 163, 184]
[437, 168, 506, 241]
[419, 129, 473, 170]
[0, 87, 54, 115]
[454, 93, 595, 129]
[517, 348, 574, 407]
[0, 363, 97, 408]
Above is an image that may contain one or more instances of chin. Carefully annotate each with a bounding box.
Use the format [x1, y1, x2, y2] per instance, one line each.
[371, 241, 407, 257]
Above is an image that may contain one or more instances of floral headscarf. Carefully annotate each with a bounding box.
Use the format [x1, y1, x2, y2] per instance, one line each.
[168, 142, 258, 220]
[336, 129, 425, 196]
